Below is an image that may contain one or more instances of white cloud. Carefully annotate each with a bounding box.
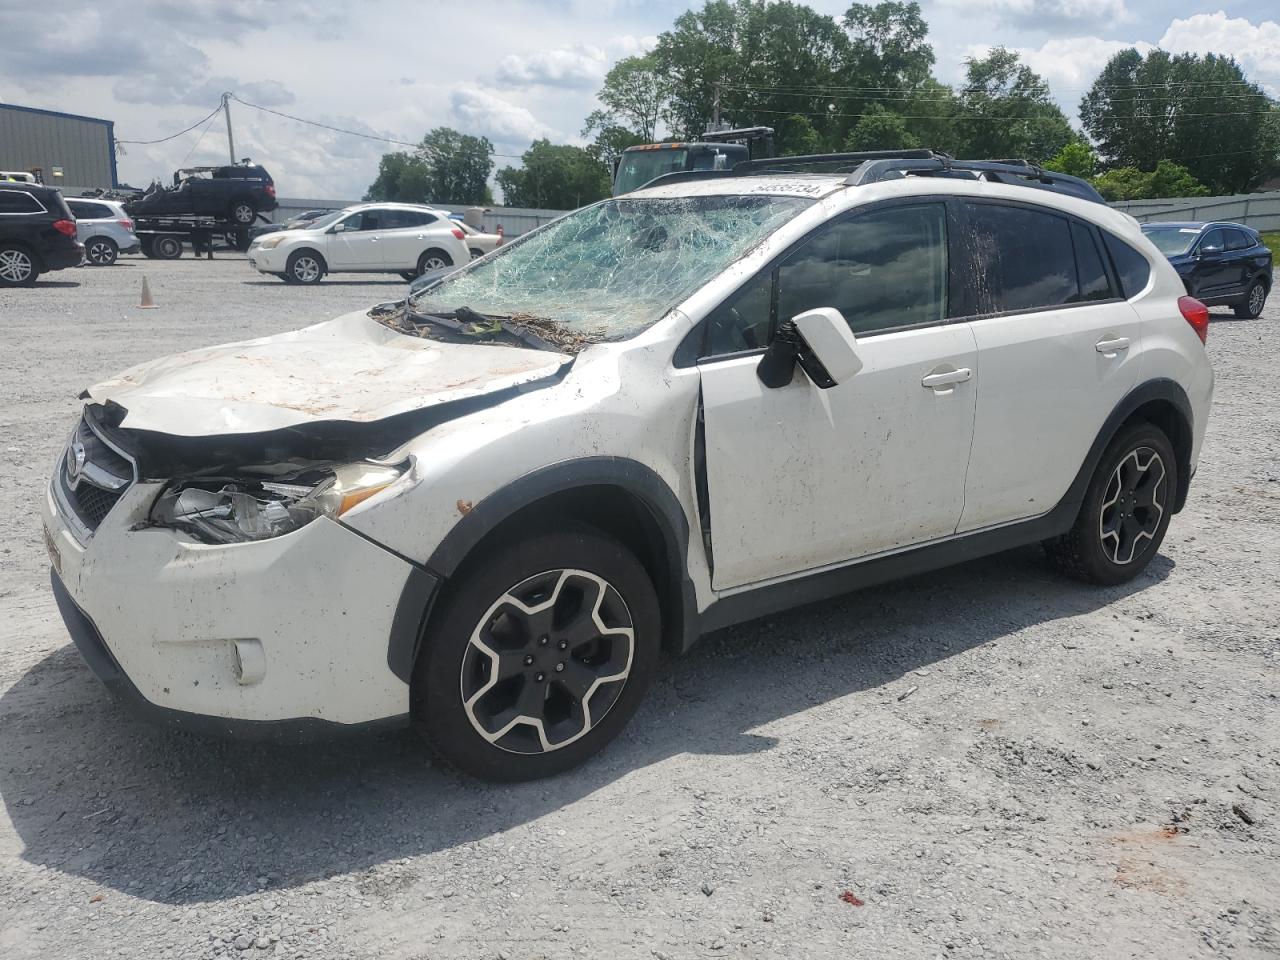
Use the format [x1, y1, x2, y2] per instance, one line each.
[449, 87, 556, 150]
[972, 36, 1154, 99]
[948, 0, 1131, 29]
[1158, 12, 1280, 97]
[495, 46, 608, 89]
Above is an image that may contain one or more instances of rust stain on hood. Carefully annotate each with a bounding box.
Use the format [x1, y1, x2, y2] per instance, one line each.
[85, 310, 571, 437]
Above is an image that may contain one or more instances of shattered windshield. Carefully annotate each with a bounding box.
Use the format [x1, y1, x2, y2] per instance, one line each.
[407, 194, 812, 342]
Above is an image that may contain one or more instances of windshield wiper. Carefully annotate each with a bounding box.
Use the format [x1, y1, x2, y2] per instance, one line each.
[403, 303, 559, 353]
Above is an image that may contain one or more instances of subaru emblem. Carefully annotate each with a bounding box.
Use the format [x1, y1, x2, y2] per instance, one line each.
[66, 439, 86, 487]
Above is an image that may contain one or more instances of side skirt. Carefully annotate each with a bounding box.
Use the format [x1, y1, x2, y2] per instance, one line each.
[698, 499, 1077, 634]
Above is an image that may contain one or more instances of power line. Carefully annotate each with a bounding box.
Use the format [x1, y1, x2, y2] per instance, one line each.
[178, 110, 220, 167]
[116, 104, 224, 145]
[742, 105, 1278, 123]
[717, 81, 1277, 106]
[230, 94, 526, 159]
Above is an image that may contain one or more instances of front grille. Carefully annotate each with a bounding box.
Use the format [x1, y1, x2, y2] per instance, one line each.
[58, 416, 136, 535]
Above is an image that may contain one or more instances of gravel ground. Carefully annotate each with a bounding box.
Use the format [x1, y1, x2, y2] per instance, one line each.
[0, 256, 1277, 959]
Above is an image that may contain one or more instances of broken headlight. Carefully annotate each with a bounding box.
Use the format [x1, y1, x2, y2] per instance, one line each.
[150, 462, 406, 544]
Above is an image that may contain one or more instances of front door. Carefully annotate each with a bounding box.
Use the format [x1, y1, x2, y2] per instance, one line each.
[1188, 227, 1236, 299]
[328, 210, 383, 269]
[697, 201, 978, 590]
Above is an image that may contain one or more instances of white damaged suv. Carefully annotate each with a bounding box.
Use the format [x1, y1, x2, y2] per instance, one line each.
[43, 152, 1214, 781]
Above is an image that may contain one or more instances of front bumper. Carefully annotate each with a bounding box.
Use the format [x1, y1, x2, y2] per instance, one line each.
[42, 473, 434, 731]
[246, 245, 287, 273]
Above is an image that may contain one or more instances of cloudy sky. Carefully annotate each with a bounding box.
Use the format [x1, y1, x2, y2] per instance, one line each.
[0, 0, 1276, 200]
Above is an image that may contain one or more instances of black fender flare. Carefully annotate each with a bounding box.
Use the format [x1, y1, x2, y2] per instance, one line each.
[1063, 377, 1195, 516]
[389, 457, 699, 684]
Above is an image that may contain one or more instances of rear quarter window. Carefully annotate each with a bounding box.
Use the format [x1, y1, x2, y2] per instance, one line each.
[1102, 232, 1152, 300]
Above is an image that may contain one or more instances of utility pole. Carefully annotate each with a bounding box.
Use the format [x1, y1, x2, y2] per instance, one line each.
[222, 92, 236, 165]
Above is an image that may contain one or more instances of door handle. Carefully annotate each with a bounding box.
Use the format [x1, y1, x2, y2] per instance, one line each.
[921, 367, 971, 389]
[1095, 337, 1130, 355]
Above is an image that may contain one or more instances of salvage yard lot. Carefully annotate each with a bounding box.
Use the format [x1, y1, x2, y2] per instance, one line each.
[0, 256, 1277, 959]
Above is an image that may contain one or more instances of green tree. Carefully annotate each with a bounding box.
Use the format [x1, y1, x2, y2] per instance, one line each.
[581, 110, 647, 166]
[364, 151, 432, 203]
[1080, 49, 1280, 193]
[596, 55, 671, 142]
[776, 114, 823, 155]
[1043, 141, 1097, 179]
[495, 140, 612, 209]
[419, 128, 494, 204]
[842, 2, 934, 92]
[1091, 161, 1209, 201]
[955, 48, 1074, 162]
[364, 127, 494, 204]
[843, 104, 919, 151]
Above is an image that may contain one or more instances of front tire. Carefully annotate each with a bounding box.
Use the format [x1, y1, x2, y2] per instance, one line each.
[153, 236, 183, 259]
[413, 527, 661, 781]
[1234, 279, 1267, 319]
[1044, 421, 1177, 585]
[285, 249, 324, 284]
[85, 236, 118, 266]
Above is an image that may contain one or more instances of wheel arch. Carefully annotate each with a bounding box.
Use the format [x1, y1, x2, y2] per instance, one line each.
[1070, 379, 1195, 516]
[408, 458, 698, 680]
[419, 247, 454, 269]
[288, 246, 328, 275]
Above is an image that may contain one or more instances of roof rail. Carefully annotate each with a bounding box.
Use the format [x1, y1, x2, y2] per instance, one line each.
[848, 154, 1105, 204]
[637, 149, 1106, 204]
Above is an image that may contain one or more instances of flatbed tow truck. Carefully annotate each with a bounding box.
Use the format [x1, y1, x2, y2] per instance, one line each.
[134, 217, 259, 260]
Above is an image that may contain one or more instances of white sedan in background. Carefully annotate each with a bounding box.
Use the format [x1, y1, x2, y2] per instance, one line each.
[247, 203, 471, 284]
[456, 221, 504, 259]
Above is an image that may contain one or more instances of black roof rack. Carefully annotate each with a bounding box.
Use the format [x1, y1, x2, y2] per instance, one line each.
[640, 149, 1105, 204]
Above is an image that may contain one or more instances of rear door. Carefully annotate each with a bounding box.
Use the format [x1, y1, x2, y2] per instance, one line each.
[376, 209, 438, 268]
[1223, 228, 1257, 295]
[698, 200, 978, 589]
[957, 201, 1142, 532]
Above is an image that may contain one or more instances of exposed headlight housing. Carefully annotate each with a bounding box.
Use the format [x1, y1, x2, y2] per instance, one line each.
[257, 234, 288, 250]
[150, 462, 407, 544]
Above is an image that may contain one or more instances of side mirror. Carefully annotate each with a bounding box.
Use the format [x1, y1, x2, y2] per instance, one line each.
[757, 307, 863, 389]
[1200, 244, 1222, 256]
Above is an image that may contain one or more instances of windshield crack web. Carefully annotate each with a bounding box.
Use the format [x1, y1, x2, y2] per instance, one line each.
[406, 195, 812, 347]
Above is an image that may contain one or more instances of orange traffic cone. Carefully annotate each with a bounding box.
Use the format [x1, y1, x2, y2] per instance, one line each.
[138, 276, 157, 309]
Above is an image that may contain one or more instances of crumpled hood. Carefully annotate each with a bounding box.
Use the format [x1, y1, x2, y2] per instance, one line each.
[86, 309, 571, 437]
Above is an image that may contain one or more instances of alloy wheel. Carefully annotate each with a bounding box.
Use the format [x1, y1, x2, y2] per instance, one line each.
[422, 256, 447, 271]
[292, 256, 320, 283]
[233, 203, 254, 224]
[460, 569, 635, 755]
[86, 240, 115, 265]
[1248, 283, 1266, 317]
[1099, 447, 1166, 565]
[0, 249, 33, 283]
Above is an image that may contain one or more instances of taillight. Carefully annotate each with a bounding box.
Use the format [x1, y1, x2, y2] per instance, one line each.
[1178, 295, 1210, 344]
[265, 184, 276, 198]
[117, 218, 134, 232]
[52, 219, 76, 237]
[451, 227, 465, 240]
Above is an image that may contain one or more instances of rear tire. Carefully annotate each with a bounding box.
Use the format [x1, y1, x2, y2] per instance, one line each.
[1234, 279, 1267, 319]
[0, 244, 38, 286]
[399, 271, 417, 282]
[85, 236, 118, 266]
[416, 249, 453, 277]
[413, 527, 661, 781]
[153, 236, 183, 259]
[1043, 421, 1177, 585]
[139, 236, 157, 258]
[230, 199, 256, 226]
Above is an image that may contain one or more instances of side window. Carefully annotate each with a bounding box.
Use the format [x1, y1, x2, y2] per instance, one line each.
[702, 272, 773, 356]
[966, 203, 1077, 312]
[358, 211, 381, 231]
[336, 213, 365, 233]
[378, 210, 410, 229]
[777, 203, 948, 335]
[1071, 221, 1114, 302]
[1102, 232, 1152, 300]
[1199, 228, 1226, 253]
[1226, 228, 1253, 251]
[69, 200, 110, 219]
[0, 190, 42, 213]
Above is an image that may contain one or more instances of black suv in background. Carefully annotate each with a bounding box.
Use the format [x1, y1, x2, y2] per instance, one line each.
[1142, 220, 1272, 318]
[0, 183, 83, 286]
[124, 162, 278, 226]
